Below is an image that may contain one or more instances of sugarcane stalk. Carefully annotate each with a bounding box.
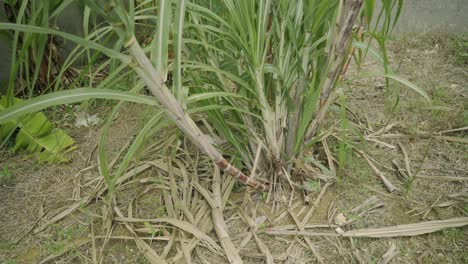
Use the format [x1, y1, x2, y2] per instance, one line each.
[304, 0, 363, 143]
[125, 36, 268, 192]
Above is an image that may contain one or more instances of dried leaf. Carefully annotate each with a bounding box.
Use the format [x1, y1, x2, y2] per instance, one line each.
[334, 213, 347, 226]
[342, 217, 468, 238]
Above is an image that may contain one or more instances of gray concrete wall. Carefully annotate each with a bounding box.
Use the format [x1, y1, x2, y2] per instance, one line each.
[392, 0, 467, 33]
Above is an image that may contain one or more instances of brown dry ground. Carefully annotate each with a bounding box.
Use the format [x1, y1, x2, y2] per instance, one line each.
[0, 34, 467, 263]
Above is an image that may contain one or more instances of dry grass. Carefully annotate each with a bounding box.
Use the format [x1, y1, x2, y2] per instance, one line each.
[1, 36, 467, 263]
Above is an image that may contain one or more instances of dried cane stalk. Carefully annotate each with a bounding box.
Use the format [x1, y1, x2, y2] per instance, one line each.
[125, 36, 267, 191]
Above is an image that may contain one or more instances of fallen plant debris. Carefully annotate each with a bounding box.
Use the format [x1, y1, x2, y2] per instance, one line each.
[1, 0, 467, 263]
[379, 243, 398, 264]
[265, 217, 468, 238]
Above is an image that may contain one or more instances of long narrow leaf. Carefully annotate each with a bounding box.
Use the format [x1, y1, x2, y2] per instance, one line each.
[0, 23, 130, 62]
[0, 89, 158, 124]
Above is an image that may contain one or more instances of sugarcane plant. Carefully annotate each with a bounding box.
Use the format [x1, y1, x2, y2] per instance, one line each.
[0, 0, 429, 195]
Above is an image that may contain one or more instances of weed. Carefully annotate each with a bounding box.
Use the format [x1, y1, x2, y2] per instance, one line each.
[400, 243, 414, 258]
[442, 228, 464, 244]
[155, 206, 166, 217]
[343, 150, 374, 183]
[258, 222, 266, 230]
[405, 139, 432, 194]
[306, 180, 320, 193]
[43, 240, 65, 255]
[0, 164, 15, 186]
[43, 224, 82, 255]
[345, 212, 365, 224]
[144, 221, 161, 237]
[447, 34, 468, 65]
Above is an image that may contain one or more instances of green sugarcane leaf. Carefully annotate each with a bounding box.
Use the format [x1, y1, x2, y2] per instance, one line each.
[151, 0, 172, 79]
[0, 88, 158, 124]
[0, 23, 130, 63]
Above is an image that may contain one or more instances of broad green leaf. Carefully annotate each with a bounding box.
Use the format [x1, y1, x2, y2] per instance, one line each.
[0, 97, 75, 162]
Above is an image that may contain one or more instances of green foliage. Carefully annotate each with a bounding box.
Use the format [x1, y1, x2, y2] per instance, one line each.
[0, 96, 75, 162]
[0, 0, 427, 190]
[306, 180, 320, 192]
[0, 165, 15, 186]
[43, 224, 82, 256]
[175, 0, 416, 167]
[0, 88, 159, 124]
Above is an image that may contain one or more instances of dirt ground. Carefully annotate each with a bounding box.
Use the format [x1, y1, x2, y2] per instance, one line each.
[0, 34, 467, 263]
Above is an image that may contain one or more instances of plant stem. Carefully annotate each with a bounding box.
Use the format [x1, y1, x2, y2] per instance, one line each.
[125, 36, 267, 191]
[304, 0, 363, 144]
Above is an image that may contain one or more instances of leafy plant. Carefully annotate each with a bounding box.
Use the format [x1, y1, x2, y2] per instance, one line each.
[0, 0, 430, 193]
[0, 96, 75, 162]
[0, 164, 15, 186]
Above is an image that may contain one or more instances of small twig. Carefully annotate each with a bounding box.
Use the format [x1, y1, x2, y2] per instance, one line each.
[90, 224, 98, 264]
[322, 139, 336, 175]
[180, 241, 192, 264]
[243, 142, 264, 206]
[237, 207, 274, 264]
[422, 195, 443, 219]
[288, 210, 325, 264]
[94, 235, 171, 241]
[438, 126, 468, 134]
[391, 159, 410, 180]
[356, 150, 398, 192]
[192, 168, 242, 263]
[273, 200, 302, 223]
[379, 243, 398, 264]
[34, 162, 153, 234]
[238, 251, 287, 261]
[350, 195, 383, 215]
[344, 195, 385, 226]
[366, 122, 400, 138]
[377, 133, 468, 144]
[414, 175, 468, 181]
[353, 250, 366, 264]
[302, 181, 333, 226]
[261, 223, 336, 231]
[365, 137, 396, 149]
[212, 167, 243, 263]
[397, 141, 413, 178]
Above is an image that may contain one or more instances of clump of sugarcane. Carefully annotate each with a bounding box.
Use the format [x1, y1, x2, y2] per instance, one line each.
[83, 0, 367, 192]
[84, 0, 272, 191]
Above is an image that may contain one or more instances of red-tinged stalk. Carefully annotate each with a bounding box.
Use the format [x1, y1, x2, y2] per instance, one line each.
[125, 36, 268, 191]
